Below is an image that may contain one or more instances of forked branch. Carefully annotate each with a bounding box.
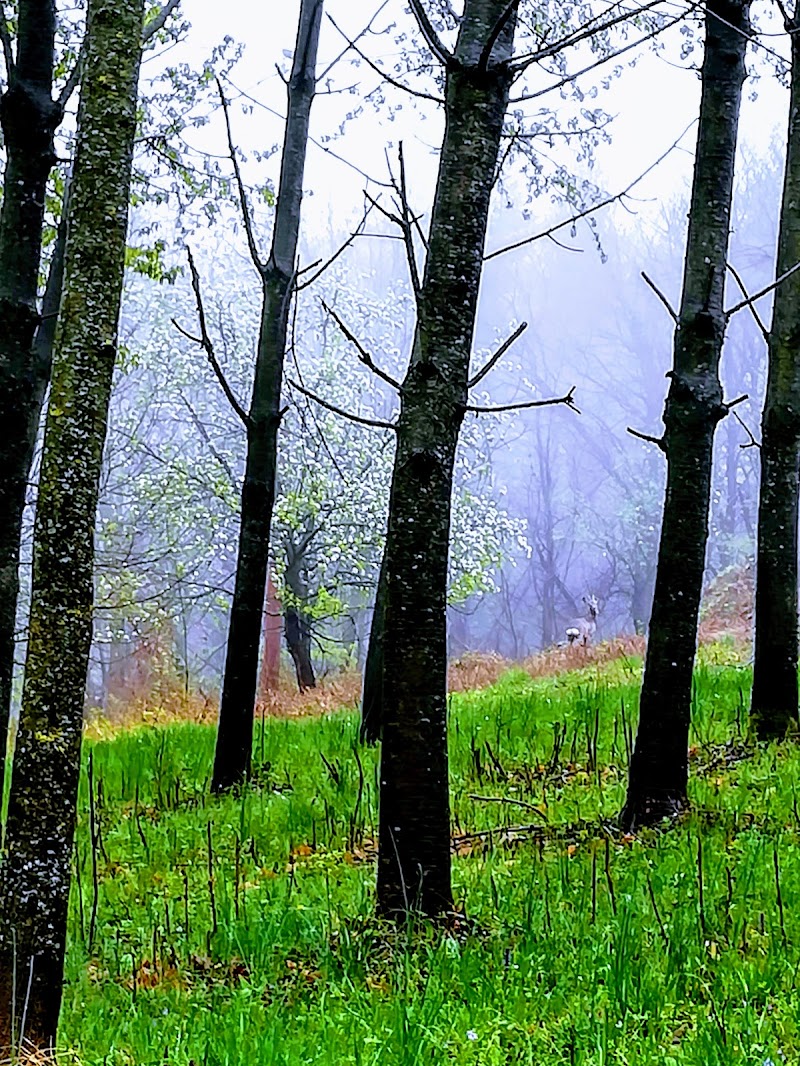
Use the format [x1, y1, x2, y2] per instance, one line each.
[409, 0, 455, 67]
[465, 385, 579, 415]
[320, 299, 401, 389]
[174, 246, 250, 429]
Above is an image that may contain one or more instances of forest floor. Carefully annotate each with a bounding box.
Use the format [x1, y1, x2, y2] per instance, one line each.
[51, 639, 800, 1065]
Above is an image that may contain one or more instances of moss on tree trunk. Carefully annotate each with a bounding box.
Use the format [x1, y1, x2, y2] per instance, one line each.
[0, 0, 144, 1050]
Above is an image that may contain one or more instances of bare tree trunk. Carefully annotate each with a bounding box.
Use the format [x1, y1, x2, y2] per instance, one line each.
[0, 0, 60, 814]
[621, 0, 750, 830]
[211, 0, 322, 793]
[751, 2, 800, 740]
[283, 545, 316, 691]
[376, 1, 518, 919]
[0, 0, 144, 1049]
[257, 570, 282, 697]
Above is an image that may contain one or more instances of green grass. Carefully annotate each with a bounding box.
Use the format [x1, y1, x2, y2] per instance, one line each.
[57, 651, 800, 1065]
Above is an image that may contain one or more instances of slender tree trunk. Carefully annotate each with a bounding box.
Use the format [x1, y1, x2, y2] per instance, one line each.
[621, 0, 750, 830]
[751, 4, 800, 740]
[376, 1, 518, 919]
[211, 0, 322, 793]
[283, 547, 316, 691]
[0, 0, 144, 1049]
[257, 570, 282, 697]
[0, 0, 60, 814]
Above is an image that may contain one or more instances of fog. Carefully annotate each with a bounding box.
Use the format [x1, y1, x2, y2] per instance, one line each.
[22, 0, 788, 704]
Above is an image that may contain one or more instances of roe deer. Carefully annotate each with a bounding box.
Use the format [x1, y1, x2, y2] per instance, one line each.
[565, 595, 599, 646]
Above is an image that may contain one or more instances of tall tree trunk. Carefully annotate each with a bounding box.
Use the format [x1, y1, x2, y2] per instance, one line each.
[376, 1, 518, 919]
[0, 0, 144, 1050]
[751, 3, 800, 740]
[0, 0, 60, 815]
[211, 0, 322, 793]
[283, 545, 316, 691]
[621, 0, 750, 830]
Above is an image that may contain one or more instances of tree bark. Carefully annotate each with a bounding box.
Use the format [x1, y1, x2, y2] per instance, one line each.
[360, 549, 387, 743]
[0, 0, 144, 1050]
[376, 1, 518, 919]
[257, 570, 282, 697]
[621, 0, 750, 830]
[0, 0, 60, 816]
[751, 4, 800, 740]
[283, 544, 316, 691]
[211, 0, 322, 793]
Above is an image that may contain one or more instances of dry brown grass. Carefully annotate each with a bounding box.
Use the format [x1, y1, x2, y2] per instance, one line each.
[520, 635, 646, 679]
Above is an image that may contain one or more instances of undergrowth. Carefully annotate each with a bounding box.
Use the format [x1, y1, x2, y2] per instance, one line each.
[54, 648, 800, 1065]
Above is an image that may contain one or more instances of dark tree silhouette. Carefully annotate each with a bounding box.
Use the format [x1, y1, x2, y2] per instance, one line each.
[750, 0, 800, 740]
[621, 0, 751, 829]
[211, 0, 323, 792]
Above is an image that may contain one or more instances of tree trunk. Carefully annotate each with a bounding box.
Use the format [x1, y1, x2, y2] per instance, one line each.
[0, 0, 60, 816]
[283, 545, 316, 691]
[360, 550, 387, 743]
[257, 570, 282, 697]
[621, 0, 750, 830]
[211, 0, 322, 793]
[751, 4, 800, 740]
[376, 1, 518, 919]
[0, 0, 144, 1050]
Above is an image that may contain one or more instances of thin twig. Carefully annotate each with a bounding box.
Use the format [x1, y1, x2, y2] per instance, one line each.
[468, 322, 528, 389]
[465, 386, 579, 415]
[627, 426, 666, 451]
[326, 10, 443, 103]
[733, 409, 760, 450]
[57, 40, 86, 110]
[288, 378, 397, 430]
[726, 260, 800, 318]
[641, 270, 679, 323]
[723, 393, 748, 412]
[176, 246, 250, 428]
[485, 121, 696, 262]
[297, 202, 372, 291]
[726, 262, 769, 341]
[216, 77, 266, 276]
[467, 792, 548, 818]
[320, 300, 400, 389]
[395, 143, 422, 299]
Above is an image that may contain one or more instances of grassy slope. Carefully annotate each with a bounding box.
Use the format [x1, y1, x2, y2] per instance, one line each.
[57, 645, 800, 1065]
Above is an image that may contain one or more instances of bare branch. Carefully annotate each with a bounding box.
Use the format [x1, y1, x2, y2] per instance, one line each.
[409, 0, 455, 67]
[485, 121, 696, 261]
[726, 263, 769, 342]
[627, 426, 666, 451]
[297, 202, 372, 291]
[641, 271, 679, 323]
[327, 10, 443, 103]
[725, 260, 800, 318]
[394, 143, 422, 299]
[176, 246, 250, 429]
[468, 322, 527, 389]
[0, 0, 14, 79]
[478, 0, 519, 72]
[511, 0, 666, 74]
[320, 299, 401, 389]
[723, 393, 748, 412]
[732, 409, 760, 449]
[143, 0, 181, 42]
[465, 386, 579, 415]
[216, 77, 266, 276]
[288, 378, 397, 430]
[57, 42, 86, 110]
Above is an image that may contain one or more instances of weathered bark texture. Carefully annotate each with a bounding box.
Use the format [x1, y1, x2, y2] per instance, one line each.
[0, 0, 145, 1050]
[621, 0, 750, 830]
[751, 4, 800, 740]
[0, 0, 60, 813]
[376, 1, 517, 918]
[211, 0, 322, 792]
[360, 551, 387, 743]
